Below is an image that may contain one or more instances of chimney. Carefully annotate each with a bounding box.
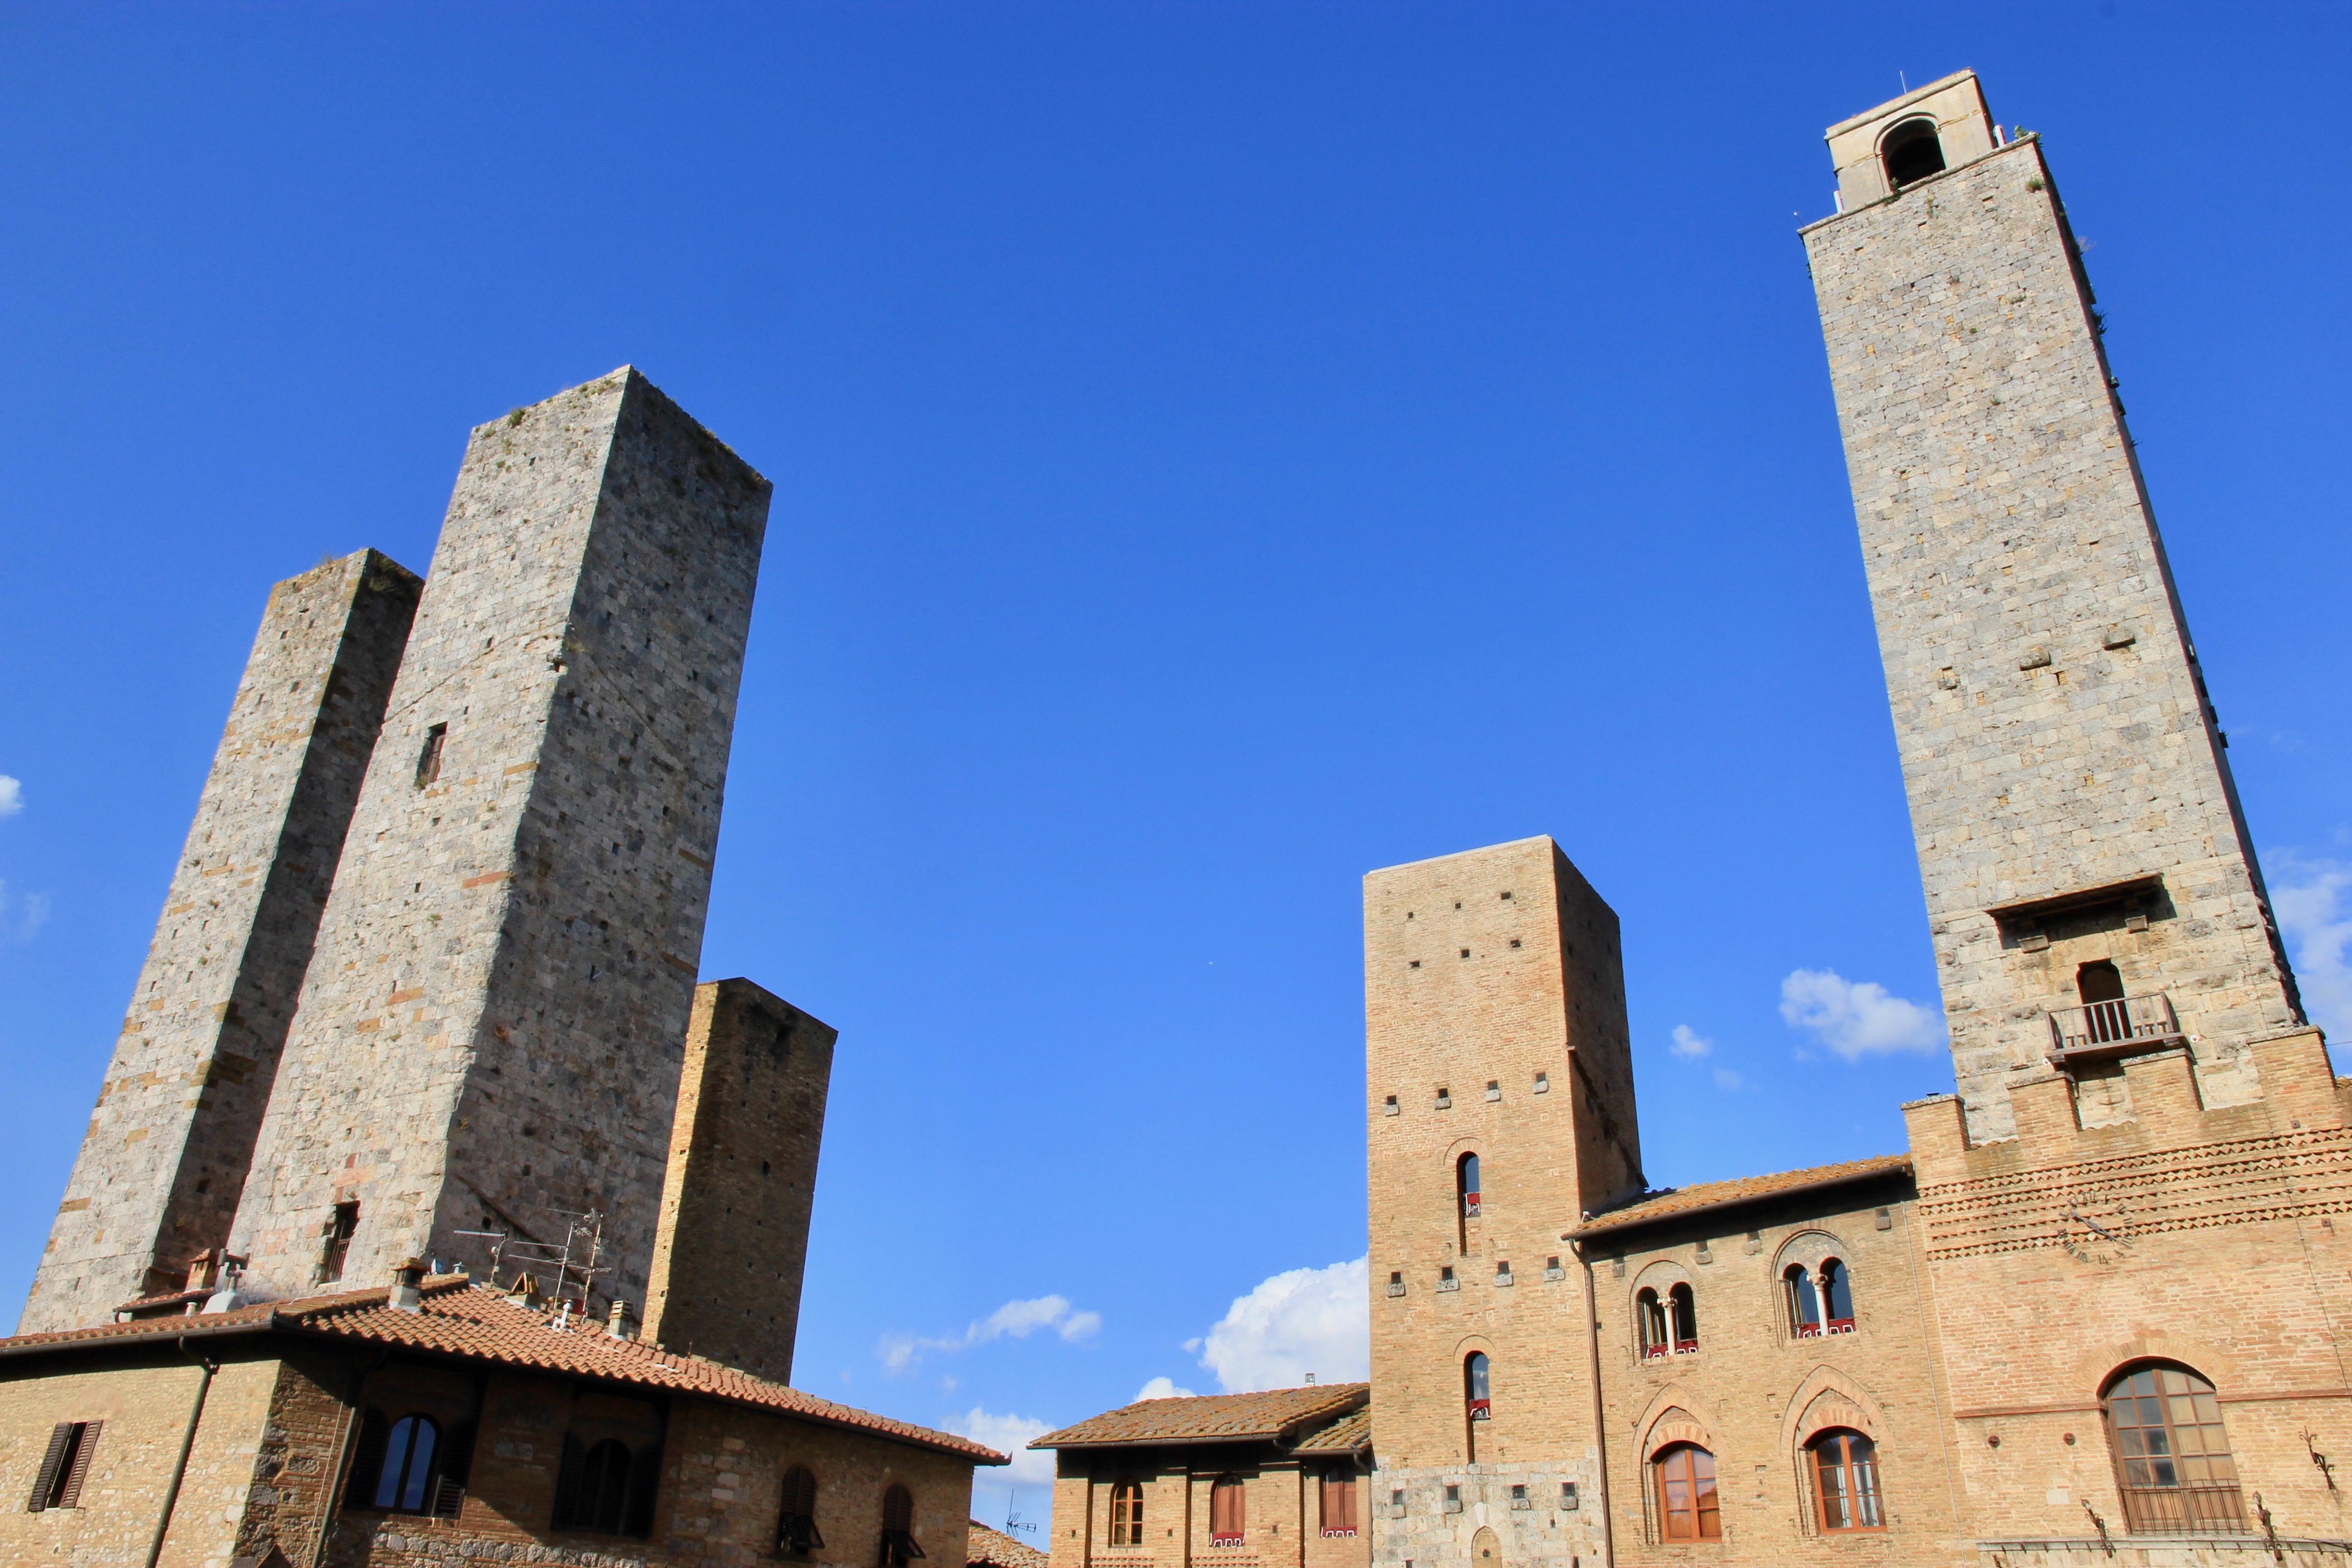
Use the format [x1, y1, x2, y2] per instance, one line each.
[389, 1256, 426, 1314]
[607, 1298, 637, 1341]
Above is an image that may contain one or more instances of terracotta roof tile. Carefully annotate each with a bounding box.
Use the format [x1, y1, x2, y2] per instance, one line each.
[0, 1279, 1003, 1464]
[1574, 1154, 1912, 1238]
[1291, 1405, 1372, 1454]
[1032, 1384, 1368, 1449]
[967, 1520, 1049, 1568]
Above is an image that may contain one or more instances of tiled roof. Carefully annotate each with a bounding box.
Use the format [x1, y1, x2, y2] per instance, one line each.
[1574, 1154, 1913, 1238]
[1032, 1384, 1369, 1449]
[0, 1279, 1002, 1464]
[967, 1520, 1049, 1568]
[1291, 1404, 1372, 1454]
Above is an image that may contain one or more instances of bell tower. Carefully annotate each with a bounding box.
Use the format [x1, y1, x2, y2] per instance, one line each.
[1802, 71, 2305, 1142]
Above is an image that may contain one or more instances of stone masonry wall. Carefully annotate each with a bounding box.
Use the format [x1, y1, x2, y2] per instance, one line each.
[1584, 1181, 1969, 1566]
[23, 551, 421, 1332]
[641, 979, 835, 1383]
[1803, 133, 2301, 1141]
[1363, 837, 1628, 1568]
[227, 368, 771, 1306]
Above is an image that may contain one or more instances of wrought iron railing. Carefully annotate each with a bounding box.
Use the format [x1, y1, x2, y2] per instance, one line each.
[2117, 1483, 2245, 1535]
[2047, 992, 2180, 1054]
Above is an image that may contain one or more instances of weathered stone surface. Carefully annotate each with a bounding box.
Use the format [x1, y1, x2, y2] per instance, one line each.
[1802, 101, 2302, 1141]
[22, 549, 420, 1333]
[641, 978, 834, 1382]
[225, 368, 771, 1305]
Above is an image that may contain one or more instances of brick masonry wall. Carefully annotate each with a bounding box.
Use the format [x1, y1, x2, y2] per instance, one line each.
[1363, 837, 1628, 1568]
[1049, 1447, 1368, 1568]
[24, 552, 421, 1332]
[1803, 132, 2300, 1142]
[642, 980, 835, 1382]
[226, 369, 772, 1305]
[1584, 1182, 1970, 1565]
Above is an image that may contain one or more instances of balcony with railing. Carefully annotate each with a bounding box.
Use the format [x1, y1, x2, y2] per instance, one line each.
[2117, 1483, 2245, 1535]
[2046, 991, 2184, 1062]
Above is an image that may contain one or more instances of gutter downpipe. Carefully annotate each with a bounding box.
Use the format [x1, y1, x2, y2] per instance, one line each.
[145, 1338, 220, 1568]
[1572, 1241, 1615, 1568]
[310, 1346, 392, 1568]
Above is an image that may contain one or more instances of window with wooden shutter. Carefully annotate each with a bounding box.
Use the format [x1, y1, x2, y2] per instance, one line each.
[550, 1432, 587, 1530]
[777, 1465, 824, 1556]
[623, 1442, 663, 1540]
[345, 1408, 392, 1508]
[1320, 1470, 1357, 1537]
[1209, 1475, 1245, 1544]
[25, 1421, 101, 1511]
[880, 1482, 926, 1568]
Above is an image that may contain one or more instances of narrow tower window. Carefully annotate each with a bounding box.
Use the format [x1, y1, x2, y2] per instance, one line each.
[1464, 1352, 1491, 1421]
[1881, 117, 1946, 188]
[1458, 1152, 1480, 1219]
[320, 1201, 359, 1283]
[415, 723, 447, 788]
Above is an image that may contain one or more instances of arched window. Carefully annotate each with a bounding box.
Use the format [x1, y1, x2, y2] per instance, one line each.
[372, 1415, 440, 1513]
[553, 1433, 661, 1539]
[1652, 1445, 1720, 1541]
[1319, 1468, 1357, 1537]
[1821, 1259, 1854, 1333]
[881, 1483, 926, 1567]
[1669, 1283, 1699, 1353]
[1111, 1480, 1145, 1546]
[579, 1440, 633, 1534]
[1465, 1352, 1492, 1420]
[1458, 1153, 1481, 1219]
[1881, 117, 1946, 189]
[1636, 1288, 1668, 1359]
[1209, 1475, 1246, 1545]
[2104, 1364, 2244, 1533]
[777, 1464, 823, 1557]
[2078, 960, 2132, 1041]
[1784, 1264, 1822, 1338]
[1808, 1431, 1883, 1532]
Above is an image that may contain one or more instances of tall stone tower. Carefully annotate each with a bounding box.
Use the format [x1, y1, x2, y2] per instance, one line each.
[224, 368, 770, 1308]
[20, 552, 421, 1333]
[641, 977, 835, 1380]
[1802, 71, 2303, 1142]
[1364, 837, 1639, 1568]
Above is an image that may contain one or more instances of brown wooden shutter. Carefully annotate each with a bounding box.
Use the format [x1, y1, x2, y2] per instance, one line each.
[344, 1409, 390, 1508]
[25, 1423, 74, 1512]
[622, 1441, 663, 1539]
[550, 1432, 585, 1530]
[55, 1422, 101, 1509]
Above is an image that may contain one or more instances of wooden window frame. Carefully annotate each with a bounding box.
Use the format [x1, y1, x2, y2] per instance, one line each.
[1110, 1480, 1146, 1547]
[1208, 1474, 1246, 1545]
[1807, 1431, 1885, 1533]
[1651, 1444, 1720, 1543]
[25, 1421, 101, 1512]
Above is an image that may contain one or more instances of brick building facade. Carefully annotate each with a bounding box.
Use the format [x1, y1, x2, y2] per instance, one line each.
[1358, 71, 2347, 1568]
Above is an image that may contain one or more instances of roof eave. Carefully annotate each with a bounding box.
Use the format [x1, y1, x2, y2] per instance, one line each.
[1571, 1160, 1912, 1242]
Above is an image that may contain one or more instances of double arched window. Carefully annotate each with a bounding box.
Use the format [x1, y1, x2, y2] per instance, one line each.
[1636, 1284, 1698, 1357]
[1808, 1430, 1882, 1532]
[777, 1465, 823, 1557]
[881, 1483, 926, 1568]
[1783, 1259, 1855, 1338]
[1652, 1445, 1720, 1541]
[1209, 1475, 1246, 1545]
[1110, 1480, 1145, 1546]
[2103, 1363, 2244, 1533]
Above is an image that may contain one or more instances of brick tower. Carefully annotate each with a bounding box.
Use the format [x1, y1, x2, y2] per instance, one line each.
[641, 977, 836, 1379]
[1364, 837, 1640, 1568]
[20, 551, 420, 1332]
[1802, 71, 2304, 1142]
[224, 368, 771, 1308]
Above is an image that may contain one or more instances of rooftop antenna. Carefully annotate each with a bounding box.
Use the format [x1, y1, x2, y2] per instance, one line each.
[453, 1207, 611, 1315]
[1003, 1495, 1038, 1537]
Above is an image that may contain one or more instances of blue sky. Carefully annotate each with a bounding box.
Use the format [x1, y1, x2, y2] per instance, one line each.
[2, 2, 2346, 1528]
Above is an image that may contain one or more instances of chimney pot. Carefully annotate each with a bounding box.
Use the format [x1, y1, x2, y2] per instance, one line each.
[389, 1256, 426, 1314]
[608, 1298, 637, 1341]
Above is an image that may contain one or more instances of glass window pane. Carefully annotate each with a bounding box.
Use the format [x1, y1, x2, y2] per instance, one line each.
[400, 1421, 436, 1512]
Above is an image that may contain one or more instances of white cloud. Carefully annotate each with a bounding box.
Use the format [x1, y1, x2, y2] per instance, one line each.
[0, 777, 21, 817]
[1779, 968, 1945, 1060]
[2272, 855, 2352, 1040]
[1712, 1067, 1747, 1092]
[1136, 1376, 1197, 1400]
[944, 1406, 1055, 1488]
[879, 1294, 1102, 1373]
[1669, 1024, 1712, 1059]
[1191, 1257, 1369, 1394]
[0, 881, 50, 944]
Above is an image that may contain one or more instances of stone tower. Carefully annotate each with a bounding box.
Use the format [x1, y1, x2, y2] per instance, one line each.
[641, 978, 836, 1380]
[1802, 71, 2304, 1142]
[20, 552, 421, 1333]
[1363, 837, 1639, 1568]
[224, 368, 771, 1308]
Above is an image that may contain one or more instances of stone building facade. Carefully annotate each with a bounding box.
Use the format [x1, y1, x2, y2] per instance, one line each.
[1033, 1387, 1372, 1568]
[1358, 72, 2348, 1568]
[24, 551, 421, 1332]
